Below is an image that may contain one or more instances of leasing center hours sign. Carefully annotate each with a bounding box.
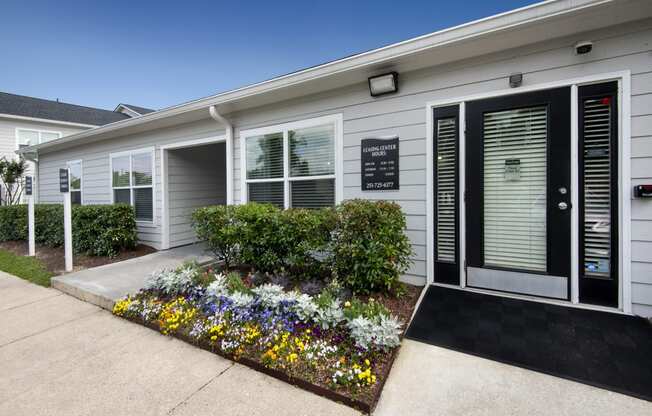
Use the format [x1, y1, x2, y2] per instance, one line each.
[361, 137, 399, 191]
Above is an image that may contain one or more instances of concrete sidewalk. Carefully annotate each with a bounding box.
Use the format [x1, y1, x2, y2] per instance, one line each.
[374, 339, 652, 416]
[51, 244, 212, 310]
[0, 272, 358, 416]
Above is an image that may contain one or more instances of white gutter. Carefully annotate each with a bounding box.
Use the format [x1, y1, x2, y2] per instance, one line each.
[209, 105, 234, 205]
[16, 0, 622, 156]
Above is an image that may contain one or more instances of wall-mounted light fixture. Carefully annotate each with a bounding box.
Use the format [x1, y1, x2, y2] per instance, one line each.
[509, 73, 523, 88]
[368, 72, 399, 97]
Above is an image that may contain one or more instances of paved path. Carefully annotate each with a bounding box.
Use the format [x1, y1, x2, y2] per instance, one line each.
[51, 244, 212, 310]
[374, 339, 652, 416]
[0, 272, 358, 416]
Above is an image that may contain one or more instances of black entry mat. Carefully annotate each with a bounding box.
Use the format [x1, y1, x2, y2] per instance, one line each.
[406, 286, 652, 401]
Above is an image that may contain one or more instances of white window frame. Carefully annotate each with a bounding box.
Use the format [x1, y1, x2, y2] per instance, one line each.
[109, 147, 156, 225]
[239, 114, 343, 208]
[66, 159, 83, 205]
[425, 70, 631, 315]
[15, 128, 62, 149]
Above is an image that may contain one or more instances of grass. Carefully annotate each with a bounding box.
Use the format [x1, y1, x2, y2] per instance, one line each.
[0, 249, 53, 287]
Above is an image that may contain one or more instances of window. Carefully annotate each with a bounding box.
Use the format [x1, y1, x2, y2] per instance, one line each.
[242, 116, 340, 209]
[111, 149, 154, 222]
[67, 160, 82, 205]
[16, 129, 61, 148]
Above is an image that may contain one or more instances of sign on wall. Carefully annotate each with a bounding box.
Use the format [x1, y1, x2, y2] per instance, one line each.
[361, 136, 399, 191]
[25, 176, 33, 196]
[59, 169, 69, 193]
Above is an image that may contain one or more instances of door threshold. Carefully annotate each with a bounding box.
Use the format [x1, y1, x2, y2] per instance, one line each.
[430, 282, 626, 315]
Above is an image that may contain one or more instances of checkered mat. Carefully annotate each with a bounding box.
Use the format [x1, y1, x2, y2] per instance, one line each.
[406, 286, 652, 401]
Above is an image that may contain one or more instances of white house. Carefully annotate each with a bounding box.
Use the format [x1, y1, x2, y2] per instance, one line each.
[18, 0, 652, 318]
[0, 92, 153, 202]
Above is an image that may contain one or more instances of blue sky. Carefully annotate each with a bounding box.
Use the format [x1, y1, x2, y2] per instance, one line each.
[2, 0, 538, 111]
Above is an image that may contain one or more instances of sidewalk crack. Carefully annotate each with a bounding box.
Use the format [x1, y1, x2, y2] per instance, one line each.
[168, 362, 235, 415]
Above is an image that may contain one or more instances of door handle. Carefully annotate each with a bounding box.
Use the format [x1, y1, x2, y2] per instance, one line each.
[558, 202, 568, 210]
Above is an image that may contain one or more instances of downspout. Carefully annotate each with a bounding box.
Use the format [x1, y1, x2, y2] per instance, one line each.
[209, 105, 234, 205]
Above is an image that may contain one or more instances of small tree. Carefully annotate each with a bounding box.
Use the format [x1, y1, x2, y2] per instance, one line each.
[0, 157, 27, 205]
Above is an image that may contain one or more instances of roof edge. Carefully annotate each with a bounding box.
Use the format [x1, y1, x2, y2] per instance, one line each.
[18, 0, 616, 155]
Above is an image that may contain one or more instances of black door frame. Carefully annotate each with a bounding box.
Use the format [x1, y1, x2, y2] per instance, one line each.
[578, 81, 620, 307]
[433, 105, 460, 285]
[465, 87, 572, 298]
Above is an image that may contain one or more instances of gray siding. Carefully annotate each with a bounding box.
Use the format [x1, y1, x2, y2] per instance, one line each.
[36, 18, 652, 316]
[230, 19, 652, 308]
[38, 119, 225, 249]
[168, 143, 226, 247]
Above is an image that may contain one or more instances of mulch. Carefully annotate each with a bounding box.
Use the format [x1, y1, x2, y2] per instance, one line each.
[0, 241, 156, 276]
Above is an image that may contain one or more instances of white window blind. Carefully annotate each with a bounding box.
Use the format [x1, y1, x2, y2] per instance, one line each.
[483, 106, 547, 272]
[245, 121, 336, 209]
[582, 98, 612, 278]
[111, 150, 154, 222]
[436, 118, 456, 262]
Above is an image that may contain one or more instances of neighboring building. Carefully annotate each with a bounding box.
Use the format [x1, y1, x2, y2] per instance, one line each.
[0, 92, 153, 203]
[18, 0, 652, 317]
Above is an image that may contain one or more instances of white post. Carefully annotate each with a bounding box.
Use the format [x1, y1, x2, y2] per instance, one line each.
[61, 167, 73, 272]
[28, 195, 35, 256]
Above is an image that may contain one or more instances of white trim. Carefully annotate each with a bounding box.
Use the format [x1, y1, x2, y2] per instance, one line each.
[570, 85, 580, 304]
[160, 135, 227, 249]
[160, 135, 226, 150]
[620, 75, 632, 314]
[66, 159, 83, 205]
[425, 70, 632, 314]
[2, 113, 96, 129]
[109, 147, 156, 225]
[239, 114, 344, 208]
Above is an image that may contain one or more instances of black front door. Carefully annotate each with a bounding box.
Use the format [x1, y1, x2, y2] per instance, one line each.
[465, 88, 572, 299]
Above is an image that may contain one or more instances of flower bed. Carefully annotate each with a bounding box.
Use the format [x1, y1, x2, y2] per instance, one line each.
[113, 263, 421, 412]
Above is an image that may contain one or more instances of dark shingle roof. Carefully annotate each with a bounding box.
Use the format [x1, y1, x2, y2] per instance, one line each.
[0, 92, 130, 126]
[119, 104, 155, 115]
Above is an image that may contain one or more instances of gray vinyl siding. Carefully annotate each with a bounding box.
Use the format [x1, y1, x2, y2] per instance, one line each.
[168, 143, 226, 247]
[38, 119, 225, 249]
[35, 18, 652, 316]
[230, 19, 652, 307]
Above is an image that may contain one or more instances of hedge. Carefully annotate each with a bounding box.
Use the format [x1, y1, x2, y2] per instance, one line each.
[192, 200, 412, 294]
[0, 203, 137, 257]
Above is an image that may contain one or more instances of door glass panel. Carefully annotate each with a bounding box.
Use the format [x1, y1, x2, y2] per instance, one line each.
[436, 118, 456, 262]
[483, 106, 547, 272]
[582, 98, 612, 279]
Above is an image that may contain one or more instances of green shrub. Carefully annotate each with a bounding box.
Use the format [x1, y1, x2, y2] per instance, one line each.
[0, 203, 137, 256]
[72, 204, 137, 256]
[192, 205, 240, 269]
[329, 200, 413, 295]
[233, 203, 284, 273]
[279, 208, 336, 280]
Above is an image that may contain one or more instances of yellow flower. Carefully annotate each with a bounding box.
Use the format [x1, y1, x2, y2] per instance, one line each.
[344, 301, 351, 308]
[364, 359, 370, 366]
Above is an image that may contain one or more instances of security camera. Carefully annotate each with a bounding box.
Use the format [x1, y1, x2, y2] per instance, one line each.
[574, 41, 593, 55]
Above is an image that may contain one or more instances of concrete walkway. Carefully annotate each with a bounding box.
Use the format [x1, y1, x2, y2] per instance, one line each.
[374, 339, 652, 416]
[52, 244, 213, 310]
[0, 272, 358, 416]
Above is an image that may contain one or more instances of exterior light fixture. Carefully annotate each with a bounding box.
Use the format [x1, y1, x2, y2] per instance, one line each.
[509, 73, 523, 88]
[368, 72, 398, 97]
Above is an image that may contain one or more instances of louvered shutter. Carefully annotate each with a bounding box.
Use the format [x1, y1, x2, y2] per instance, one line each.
[483, 106, 548, 272]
